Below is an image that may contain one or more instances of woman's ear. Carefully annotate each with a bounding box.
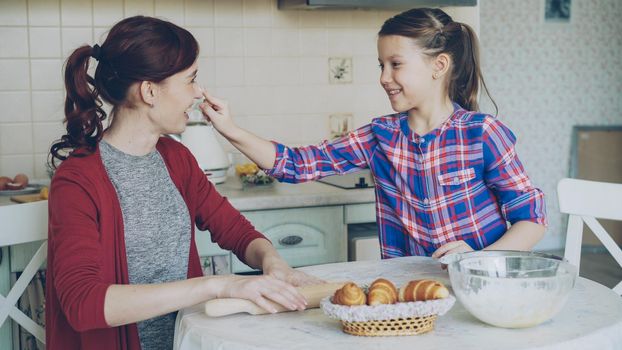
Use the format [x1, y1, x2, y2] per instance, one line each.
[139, 81, 157, 107]
[433, 53, 451, 79]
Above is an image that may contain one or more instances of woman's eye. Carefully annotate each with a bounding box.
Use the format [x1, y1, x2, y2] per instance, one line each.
[378, 64, 384, 70]
[392, 62, 401, 68]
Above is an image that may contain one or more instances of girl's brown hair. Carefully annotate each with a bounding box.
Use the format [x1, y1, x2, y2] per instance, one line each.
[50, 16, 199, 166]
[379, 8, 497, 113]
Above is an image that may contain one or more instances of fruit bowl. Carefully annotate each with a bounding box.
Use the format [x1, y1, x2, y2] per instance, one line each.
[235, 163, 274, 186]
[447, 251, 577, 328]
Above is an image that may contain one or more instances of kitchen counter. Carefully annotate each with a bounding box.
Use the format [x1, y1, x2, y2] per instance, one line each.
[0, 177, 375, 209]
[215, 178, 375, 211]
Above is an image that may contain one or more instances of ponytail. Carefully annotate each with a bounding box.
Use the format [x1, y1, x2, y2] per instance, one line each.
[447, 23, 497, 114]
[379, 8, 497, 114]
[49, 16, 199, 168]
[49, 45, 107, 167]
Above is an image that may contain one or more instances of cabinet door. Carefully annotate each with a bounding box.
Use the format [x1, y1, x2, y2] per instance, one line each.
[232, 206, 346, 273]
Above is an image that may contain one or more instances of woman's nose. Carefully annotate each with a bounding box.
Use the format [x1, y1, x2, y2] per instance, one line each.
[192, 84, 203, 99]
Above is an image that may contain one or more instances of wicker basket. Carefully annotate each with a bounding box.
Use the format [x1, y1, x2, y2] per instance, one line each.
[341, 315, 437, 336]
[320, 295, 455, 337]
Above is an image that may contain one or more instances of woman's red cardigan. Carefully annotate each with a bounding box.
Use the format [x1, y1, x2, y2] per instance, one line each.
[46, 138, 266, 349]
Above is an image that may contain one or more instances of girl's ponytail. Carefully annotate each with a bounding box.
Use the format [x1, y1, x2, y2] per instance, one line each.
[449, 23, 497, 114]
[50, 45, 106, 167]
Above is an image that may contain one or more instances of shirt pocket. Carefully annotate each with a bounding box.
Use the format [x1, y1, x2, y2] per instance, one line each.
[437, 168, 476, 186]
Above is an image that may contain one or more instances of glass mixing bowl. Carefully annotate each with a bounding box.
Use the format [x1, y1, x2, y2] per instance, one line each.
[447, 251, 577, 328]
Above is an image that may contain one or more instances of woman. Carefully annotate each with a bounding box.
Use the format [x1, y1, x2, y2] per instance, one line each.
[47, 16, 317, 350]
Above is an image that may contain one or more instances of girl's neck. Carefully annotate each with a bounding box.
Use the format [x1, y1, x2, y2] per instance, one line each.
[103, 108, 160, 156]
[407, 98, 455, 136]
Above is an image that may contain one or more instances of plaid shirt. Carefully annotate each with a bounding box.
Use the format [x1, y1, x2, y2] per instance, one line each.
[267, 105, 547, 258]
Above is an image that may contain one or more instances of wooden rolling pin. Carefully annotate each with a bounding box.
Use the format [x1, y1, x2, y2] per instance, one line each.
[204, 282, 345, 317]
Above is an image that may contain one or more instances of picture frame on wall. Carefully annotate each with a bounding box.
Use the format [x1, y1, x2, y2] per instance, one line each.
[545, 0, 571, 23]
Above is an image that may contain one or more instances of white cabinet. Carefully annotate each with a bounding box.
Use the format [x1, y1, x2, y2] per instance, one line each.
[232, 206, 346, 273]
[196, 205, 347, 274]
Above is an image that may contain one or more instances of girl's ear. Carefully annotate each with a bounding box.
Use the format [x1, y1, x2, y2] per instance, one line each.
[433, 53, 451, 79]
[139, 81, 157, 107]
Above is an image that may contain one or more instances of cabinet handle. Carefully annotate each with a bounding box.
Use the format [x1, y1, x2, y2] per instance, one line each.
[278, 235, 303, 246]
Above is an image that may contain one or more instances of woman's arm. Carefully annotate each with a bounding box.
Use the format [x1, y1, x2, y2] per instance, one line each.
[104, 273, 307, 327]
[105, 237, 323, 327]
[244, 238, 324, 287]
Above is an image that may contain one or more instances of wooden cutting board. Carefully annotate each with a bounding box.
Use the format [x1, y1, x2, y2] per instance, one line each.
[10, 193, 45, 203]
[204, 282, 345, 317]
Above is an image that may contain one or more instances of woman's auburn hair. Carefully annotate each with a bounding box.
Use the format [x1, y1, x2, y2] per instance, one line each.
[50, 16, 199, 167]
[379, 7, 497, 114]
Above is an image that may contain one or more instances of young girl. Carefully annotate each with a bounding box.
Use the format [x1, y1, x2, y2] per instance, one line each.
[47, 16, 317, 350]
[200, 8, 547, 260]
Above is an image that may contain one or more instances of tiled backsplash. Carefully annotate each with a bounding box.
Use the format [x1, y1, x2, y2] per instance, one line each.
[0, 0, 620, 250]
[0, 0, 409, 180]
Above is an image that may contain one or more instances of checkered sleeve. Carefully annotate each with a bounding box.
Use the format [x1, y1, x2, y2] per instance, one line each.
[482, 117, 547, 226]
[265, 124, 375, 183]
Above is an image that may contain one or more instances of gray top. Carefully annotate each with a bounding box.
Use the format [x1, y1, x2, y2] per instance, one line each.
[100, 140, 192, 350]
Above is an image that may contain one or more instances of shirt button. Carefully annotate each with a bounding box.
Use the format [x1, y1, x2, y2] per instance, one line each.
[423, 198, 429, 205]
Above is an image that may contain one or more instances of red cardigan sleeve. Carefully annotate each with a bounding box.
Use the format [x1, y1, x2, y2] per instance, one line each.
[48, 169, 111, 331]
[181, 146, 268, 266]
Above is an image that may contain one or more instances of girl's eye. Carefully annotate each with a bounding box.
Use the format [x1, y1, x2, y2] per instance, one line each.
[392, 62, 401, 68]
[191, 77, 197, 83]
[378, 64, 384, 70]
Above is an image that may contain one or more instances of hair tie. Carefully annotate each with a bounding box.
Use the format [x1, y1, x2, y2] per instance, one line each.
[91, 44, 102, 61]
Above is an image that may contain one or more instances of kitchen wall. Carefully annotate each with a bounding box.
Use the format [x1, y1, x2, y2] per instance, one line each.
[0, 0, 403, 182]
[0, 0, 620, 250]
[478, 0, 622, 249]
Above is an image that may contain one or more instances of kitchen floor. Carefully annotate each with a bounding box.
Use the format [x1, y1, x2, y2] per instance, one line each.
[550, 249, 622, 289]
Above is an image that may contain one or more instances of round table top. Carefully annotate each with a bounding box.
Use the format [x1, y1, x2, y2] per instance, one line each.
[174, 256, 622, 350]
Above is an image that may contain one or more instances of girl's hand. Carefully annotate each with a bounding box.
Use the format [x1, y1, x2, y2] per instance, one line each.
[262, 255, 325, 287]
[431, 241, 474, 269]
[215, 274, 307, 313]
[199, 90, 237, 136]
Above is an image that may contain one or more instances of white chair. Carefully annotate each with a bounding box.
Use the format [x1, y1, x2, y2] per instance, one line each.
[557, 178, 622, 295]
[0, 201, 47, 345]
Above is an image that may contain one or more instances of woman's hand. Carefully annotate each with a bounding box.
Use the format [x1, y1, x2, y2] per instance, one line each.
[215, 274, 307, 314]
[262, 255, 324, 287]
[199, 89, 237, 137]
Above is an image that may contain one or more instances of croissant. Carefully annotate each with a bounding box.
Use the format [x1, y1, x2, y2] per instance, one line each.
[398, 279, 449, 302]
[367, 278, 398, 305]
[332, 282, 366, 306]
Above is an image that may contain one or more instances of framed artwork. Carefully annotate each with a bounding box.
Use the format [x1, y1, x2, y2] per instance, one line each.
[545, 0, 571, 23]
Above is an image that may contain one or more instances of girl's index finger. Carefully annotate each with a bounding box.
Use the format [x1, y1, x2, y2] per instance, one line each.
[201, 89, 223, 106]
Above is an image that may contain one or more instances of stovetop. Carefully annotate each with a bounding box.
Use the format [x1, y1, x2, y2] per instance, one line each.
[317, 170, 374, 189]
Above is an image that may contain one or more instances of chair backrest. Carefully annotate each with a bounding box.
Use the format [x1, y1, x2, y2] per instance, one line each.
[557, 178, 622, 295]
[0, 200, 48, 345]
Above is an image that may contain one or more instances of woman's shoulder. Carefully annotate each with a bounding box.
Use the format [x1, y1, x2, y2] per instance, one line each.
[156, 136, 192, 161]
[54, 146, 101, 176]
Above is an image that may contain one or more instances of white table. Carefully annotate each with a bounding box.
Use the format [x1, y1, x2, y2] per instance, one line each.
[174, 256, 622, 350]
